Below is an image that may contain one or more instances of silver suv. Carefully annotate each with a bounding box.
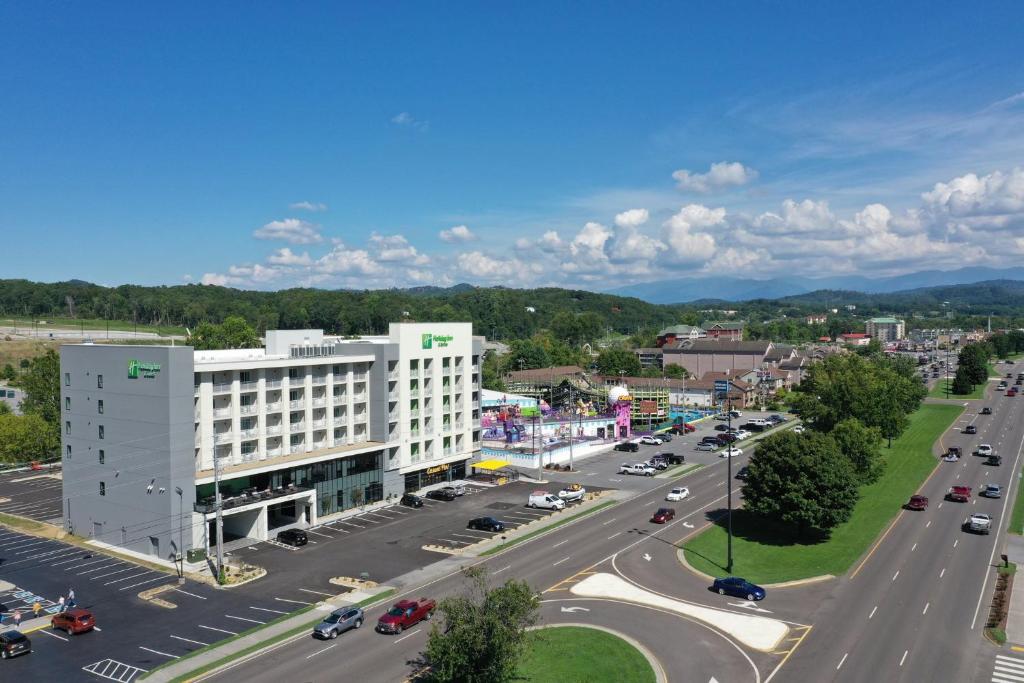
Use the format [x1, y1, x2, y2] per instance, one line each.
[313, 607, 365, 639]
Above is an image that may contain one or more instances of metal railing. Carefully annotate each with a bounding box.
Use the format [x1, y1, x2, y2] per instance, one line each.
[238, 428, 257, 439]
[312, 397, 327, 407]
[213, 432, 233, 445]
[312, 376, 327, 385]
[266, 425, 282, 435]
[408, 409, 419, 419]
[289, 399, 304, 410]
[265, 379, 282, 389]
[289, 422, 305, 432]
[352, 373, 368, 382]
[312, 419, 327, 429]
[352, 392, 367, 402]
[265, 401, 282, 411]
[239, 404, 258, 415]
[333, 394, 347, 405]
[213, 383, 232, 393]
[239, 380, 258, 392]
[212, 407, 231, 419]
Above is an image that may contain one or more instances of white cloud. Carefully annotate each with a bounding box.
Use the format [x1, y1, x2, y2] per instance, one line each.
[253, 218, 324, 245]
[368, 233, 430, 265]
[391, 112, 429, 131]
[314, 244, 385, 276]
[672, 161, 759, 193]
[456, 252, 525, 280]
[539, 230, 563, 250]
[439, 225, 476, 243]
[614, 208, 649, 228]
[267, 248, 312, 266]
[752, 199, 837, 237]
[289, 201, 327, 212]
[570, 222, 612, 257]
[921, 167, 1024, 218]
[661, 204, 722, 263]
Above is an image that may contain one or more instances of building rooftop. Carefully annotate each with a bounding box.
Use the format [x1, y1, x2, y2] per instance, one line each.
[506, 365, 586, 382]
[666, 339, 772, 354]
[701, 321, 745, 331]
[869, 317, 903, 324]
[658, 325, 704, 336]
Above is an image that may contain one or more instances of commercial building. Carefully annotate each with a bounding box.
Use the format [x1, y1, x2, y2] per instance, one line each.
[866, 317, 905, 342]
[656, 325, 706, 347]
[662, 339, 774, 379]
[701, 321, 744, 341]
[60, 323, 481, 564]
[634, 347, 664, 369]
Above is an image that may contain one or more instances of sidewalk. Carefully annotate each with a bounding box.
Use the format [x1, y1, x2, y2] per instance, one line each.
[1005, 536, 1024, 644]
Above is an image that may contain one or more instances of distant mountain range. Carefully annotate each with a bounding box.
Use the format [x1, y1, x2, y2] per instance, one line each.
[606, 267, 1024, 304]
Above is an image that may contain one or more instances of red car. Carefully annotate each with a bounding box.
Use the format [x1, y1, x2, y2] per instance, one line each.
[681, 423, 696, 433]
[51, 609, 95, 635]
[1008, 389, 1018, 397]
[651, 507, 676, 524]
[947, 486, 972, 503]
[906, 495, 929, 511]
[376, 598, 435, 634]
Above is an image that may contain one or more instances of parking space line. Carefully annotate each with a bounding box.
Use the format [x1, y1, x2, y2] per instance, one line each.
[120, 575, 171, 591]
[333, 520, 366, 529]
[326, 526, 350, 533]
[172, 588, 207, 599]
[89, 565, 133, 579]
[70, 557, 114, 571]
[39, 629, 69, 641]
[274, 597, 311, 605]
[434, 538, 468, 546]
[139, 646, 178, 659]
[52, 554, 94, 567]
[225, 614, 265, 625]
[169, 635, 209, 646]
[451, 532, 488, 540]
[104, 571, 155, 586]
[298, 588, 334, 596]
[250, 606, 288, 614]
[305, 529, 333, 538]
[198, 625, 238, 636]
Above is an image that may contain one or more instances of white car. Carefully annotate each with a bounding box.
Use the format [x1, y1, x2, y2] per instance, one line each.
[734, 430, 752, 440]
[639, 435, 664, 445]
[792, 425, 805, 434]
[977, 444, 994, 456]
[665, 486, 690, 501]
[720, 447, 743, 458]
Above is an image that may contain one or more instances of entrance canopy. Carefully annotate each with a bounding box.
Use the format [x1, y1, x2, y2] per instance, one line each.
[472, 458, 511, 471]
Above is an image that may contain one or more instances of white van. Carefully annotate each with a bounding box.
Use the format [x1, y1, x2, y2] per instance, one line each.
[528, 491, 566, 510]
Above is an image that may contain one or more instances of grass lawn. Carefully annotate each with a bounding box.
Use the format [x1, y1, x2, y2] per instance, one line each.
[682, 403, 963, 584]
[517, 627, 655, 683]
[928, 378, 987, 400]
[1, 315, 185, 337]
[1009, 470, 1024, 535]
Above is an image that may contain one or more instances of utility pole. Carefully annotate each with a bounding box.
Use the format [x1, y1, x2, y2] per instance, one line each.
[534, 413, 541, 480]
[568, 382, 574, 471]
[726, 389, 734, 573]
[175, 486, 185, 582]
[213, 449, 225, 583]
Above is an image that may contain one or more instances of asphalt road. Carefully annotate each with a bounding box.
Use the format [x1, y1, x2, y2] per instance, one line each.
[781, 361, 1024, 683]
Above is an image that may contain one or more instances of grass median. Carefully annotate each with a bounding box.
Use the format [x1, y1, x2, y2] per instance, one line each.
[142, 588, 397, 681]
[518, 626, 656, 683]
[479, 500, 618, 557]
[928, 378, 987, 400]
[682, 403, 963, 584]
[1009, 470, 1024, 535]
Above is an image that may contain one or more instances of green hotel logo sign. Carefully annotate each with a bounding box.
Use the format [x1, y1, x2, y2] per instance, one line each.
[128, 359, 162, 379]
[421, 333, 454, 350]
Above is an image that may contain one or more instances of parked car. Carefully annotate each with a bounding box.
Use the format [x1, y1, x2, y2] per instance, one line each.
[695, 442, 717, 451]
[639, 435, 664, 445]
[981, 484, 1003, 499]
[277, 528, 308, 547]
[614, 441, 640, 452]
[720, 447, 743, 458]
[528, 491, 565, 510]
[981, 407, 993, 414]
[647, 459, 669, 471]
[400, 493, 424, 508]
[728, 410, 742, 418]
[963, 513, 993, 535]
[702, 435, 723, 444]
[735, 466, 749, 480]
[767, 414, 786, 424]
[734, 430, 752, 440]
[427, 488, 457, 501]
[987, 454, 1003, 466]
[650, 507, 676, 524]
[657, 433, 673, 442]
[712, 577, 765, 601]
[665, 487, 690, 502]
[0, 630, 30, 659]
[557, 483, 586, 502]
[313, 607, 364, 639]
[947, 485, 972, 502]
[376, 598, 436, 634]
[906, 495, 929, 511]
[467, 516, 505, 532]
[441, 484, 464, 497]
[964, 424, 977, 434]
[652, 452, 685, 466]
[51, 609, 95, 636]
[716, 433, 738, 445]
[619, 462, 656, 477]
[714, 424, 730, 432]
[679, 422, 696, 432]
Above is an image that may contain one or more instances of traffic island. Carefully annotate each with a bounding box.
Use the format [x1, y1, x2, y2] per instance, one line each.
[519, 625, 662, 683]
[990, 563, 1017, 645]
[138, 584, 179, 609]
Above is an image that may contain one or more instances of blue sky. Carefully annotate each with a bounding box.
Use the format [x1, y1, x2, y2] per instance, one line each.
[2, 2, 1023, 291]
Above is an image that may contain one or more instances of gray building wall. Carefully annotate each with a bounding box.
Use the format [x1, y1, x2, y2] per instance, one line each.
[664, 350, 765, 378]
[61, 345, 196, 562]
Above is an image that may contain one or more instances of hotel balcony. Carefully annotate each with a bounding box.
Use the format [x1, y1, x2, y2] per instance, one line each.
[265, 379, 282, 389]
[239, 380, 258, 392]
[239, 404, 258, 415]
[213, 432, 233, 445]
[289, 422, 305, 433]
[194, 483, 314, 514]
[289, 399, 304, 410]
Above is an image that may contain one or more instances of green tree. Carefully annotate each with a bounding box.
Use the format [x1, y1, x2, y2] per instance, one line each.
[595, 348, 642, 377]
[187, 315, 261, 350]
[424, 567, 540, 683]
[743, 431, 860, 537]
[19, 349, 60, 427]
[663, 364, 687, 379]
[504, 339, 551, 372]
[951, 366, 974, 395]
[1, 363, 15, 381]
[0, 413, 59, 464]
[832, 418, 883, 483]
[957, 343, 990, 386]
[0, 401, 10, 415]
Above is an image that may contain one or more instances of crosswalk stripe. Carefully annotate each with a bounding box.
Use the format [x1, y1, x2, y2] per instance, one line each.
[993, 672, 1024, 683]
[996, 656, 1024, 667]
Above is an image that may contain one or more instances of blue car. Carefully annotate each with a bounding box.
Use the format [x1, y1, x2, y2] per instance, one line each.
[712, 577, 766, 601]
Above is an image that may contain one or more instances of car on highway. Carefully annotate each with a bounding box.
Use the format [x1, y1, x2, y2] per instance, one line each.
[947, 485, 972, 502]
[695, 442, 717, 451]
[400, 493, 424, 508]
[426, 488, 457, 501]
[467, 516, 505, 532]
[619, 462, 656, 476]
[276, 528, 308, 547]
[313, 607, 364, 639]
[528, 491, 566, 510]
[987, 454, 1003, 466]
[376, 598, 435, 634]
[712, 577, 766, 601]
[557, 483, 586, 502]
[639, 435, 664, 445]
[735, 466, 749, 480]
[50, 609, 95, 636]
[0, 630, 31, 659]
[982, 407, 993, 414]
[650, 507, 676, 524]
[720, 447, 743, 458]
[963, 513, 993, 535]
[981, 484, 1003, 499]
[964, 424, 977, 434]
[977, 444, 994, 456]
[613, 441, 640, 452]
[665, 486, 690, 501]
[906, 495, 929, 510]
[1009, 388, 1018, 397]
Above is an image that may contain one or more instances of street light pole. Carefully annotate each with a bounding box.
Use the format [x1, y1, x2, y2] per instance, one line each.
[175, 486, 185, 583]
[726, 389, 734, 574]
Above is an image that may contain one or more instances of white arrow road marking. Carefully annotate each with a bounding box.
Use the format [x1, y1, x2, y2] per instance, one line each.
[727, 601, 773, 613]
[643, 553, 652, 562]
[683, 521, 695, 528]
[560, 606, 591, 613]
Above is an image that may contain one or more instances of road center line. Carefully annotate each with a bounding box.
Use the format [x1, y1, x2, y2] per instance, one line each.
[394, 628, 421, 644]
[953, 539, 958, 548]
[306, 643, 338, 659]
[911, 543, 917, 552]
[837, 653, 848, 670]
[899, 650, 908, 666]
[607, 532, 622, 540]
[940, 567, 946, 578]
[493, 565, 511, 574]
[922, 602, 929, 615]
[601, 518, 617, 526]
[552, 539, 571, 549]
[892, 570, 900, 582]
[926, 520, 931, 528]
[869, 605, 878, 619]
[552, 556, 572, 566]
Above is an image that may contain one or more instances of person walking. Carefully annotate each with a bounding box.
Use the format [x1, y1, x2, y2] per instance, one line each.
[32, 601, 41, 618]
[12, 610, 21, 628]
[68, 587, 75, 603]
[57, 595, 65, 612]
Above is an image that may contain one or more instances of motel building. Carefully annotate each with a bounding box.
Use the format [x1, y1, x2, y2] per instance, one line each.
[60, 323, 482, 565]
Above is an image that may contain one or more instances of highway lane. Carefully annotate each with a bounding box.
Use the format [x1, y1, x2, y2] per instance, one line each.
[202, 440, 787, 683]
[781, 363, 1024, 683]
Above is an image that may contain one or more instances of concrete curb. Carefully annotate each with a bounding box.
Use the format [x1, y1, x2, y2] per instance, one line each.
[675, 544, 833, 589]
[529, 623, 668, 683]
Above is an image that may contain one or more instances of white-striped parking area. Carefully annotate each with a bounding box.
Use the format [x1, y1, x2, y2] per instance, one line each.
[0, 470, 64, 521]
[992, 653, 1024, 683]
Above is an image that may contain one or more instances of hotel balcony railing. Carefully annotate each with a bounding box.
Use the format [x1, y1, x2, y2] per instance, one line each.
[472, 401, 480, 409]
[422, 390, 433, 399]
[195, 483, 313, 514]
[352, 392, 367, 402]
[265, 379, 282, 389]
[312, 397, 327, 407]
[455, 421, 465, 431]
[265, 401, 282, 411]
[193, 386, 200, 397]
[239, 380, 258, 392]
[388, 390, 400, 401]
[333, 394, 347, 405]
[352, 373, 368, 382]
[266, 425, 282, 435]
[442, 422, 452, 433]
[239, 404, 258, 415]
[388, 411, 398, 422]
[312, 376, 327, 385]
[408, 409, 419, 419]
[289, 422, 305, 433]
[238, 428, 258, 439]
[443, 448, 454, 457]
[312, 419, 327, 429]
[266, 447, 282, 457]
[213, 383, 232, 394]
[409, 369, 419, 379]
[212, 407, 231, 419]
[213, 432, 233, 445]
[471, 365, 479, 373]
[388, 370, 400, 381]
[289, 399, 304, 410]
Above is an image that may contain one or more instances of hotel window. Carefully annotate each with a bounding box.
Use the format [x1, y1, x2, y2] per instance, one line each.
[288, 368, 301, 380]
[98, 449, 105, 464]
[99, 482, 106, 496]
[98, 425, 105, 439]
[97, 399, 104, 414]
[97, 374, 103, 389]
[411, 443, 420, 457]
[66, 445, 71, 459]
[64, 372, 70, 386]
[65, 421, 71, 435]
[65, 397, 71, 410]
[240, 371, 252, 382]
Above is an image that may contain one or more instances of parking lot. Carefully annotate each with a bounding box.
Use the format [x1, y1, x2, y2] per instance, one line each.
[0, 468, 63, 522]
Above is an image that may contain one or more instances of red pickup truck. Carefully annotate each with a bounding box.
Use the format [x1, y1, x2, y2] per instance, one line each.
[376, 598, 436, 634]
[947, 485, 972, 503]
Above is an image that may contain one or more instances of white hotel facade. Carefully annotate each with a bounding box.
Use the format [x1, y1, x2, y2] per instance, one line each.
[60, 323, 482, 563]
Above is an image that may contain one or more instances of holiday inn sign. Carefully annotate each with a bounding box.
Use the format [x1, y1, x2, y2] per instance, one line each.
[421, 333, 454, 349]
[128, 359, 162, 379]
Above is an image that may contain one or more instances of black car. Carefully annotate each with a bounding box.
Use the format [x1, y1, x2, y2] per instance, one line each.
[982, 407, 993, 415]
[276, 529, 308, 547]
[427, 488, 457, 501]
[964, 425, 977, 434]
[735, 466, 749, 480]
[701, 435, 722, 444]
[657, 433, 672, 442]
[987, 454, 1003, 466]
[0, 630, 30, 659]
[717, 433, 738, 444]
[468, 517, 505, 532]
[614, 441, 640, 453]
[400, 493, 424, 508]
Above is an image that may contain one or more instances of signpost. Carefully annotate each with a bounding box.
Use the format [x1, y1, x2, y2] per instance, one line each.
[714, 379, 734, 573]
